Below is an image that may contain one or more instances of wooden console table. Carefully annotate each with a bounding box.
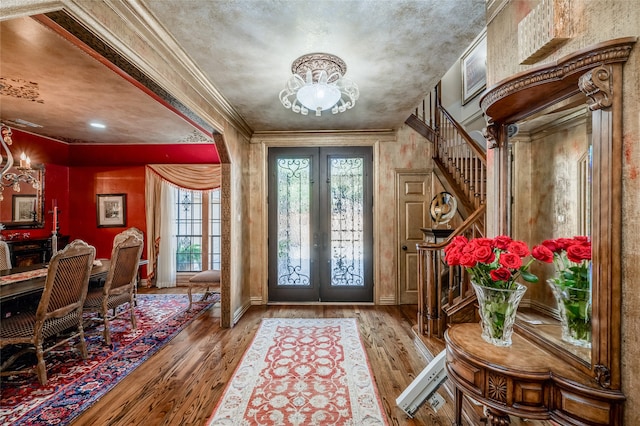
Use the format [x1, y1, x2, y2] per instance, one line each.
[6, 235, 70, 267]
[445, 323, 625, 425]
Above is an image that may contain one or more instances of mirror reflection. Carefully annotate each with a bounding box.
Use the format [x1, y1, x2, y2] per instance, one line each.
[510, 99, 592, 364]
[0, 162, 45, 229]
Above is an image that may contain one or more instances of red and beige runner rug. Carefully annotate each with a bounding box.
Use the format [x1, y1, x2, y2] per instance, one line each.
[208, 318, 389, 425]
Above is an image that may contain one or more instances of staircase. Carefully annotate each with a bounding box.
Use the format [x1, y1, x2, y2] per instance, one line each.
[406, 82, 487, 339]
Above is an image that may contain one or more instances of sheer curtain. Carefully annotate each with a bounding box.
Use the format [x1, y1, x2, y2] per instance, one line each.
[145, 164, 221, 287]
[155, 182, 176, 287]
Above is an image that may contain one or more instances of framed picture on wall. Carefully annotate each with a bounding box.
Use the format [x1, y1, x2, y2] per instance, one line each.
[461, 32, 487, 105]
[96, 193, 127, 228]
[12, 194, 37, 222]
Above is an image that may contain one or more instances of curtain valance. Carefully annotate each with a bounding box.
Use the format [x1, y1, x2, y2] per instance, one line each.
[146, 164, 221, 191]
[145, 163, 221, 286]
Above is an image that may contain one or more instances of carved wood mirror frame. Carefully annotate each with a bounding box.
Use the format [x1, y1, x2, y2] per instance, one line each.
[0, 162, 45, 230]
[480, 37, 636, 391]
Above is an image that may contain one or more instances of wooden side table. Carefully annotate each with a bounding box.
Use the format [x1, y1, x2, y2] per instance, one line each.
[445, 323, 625, 425]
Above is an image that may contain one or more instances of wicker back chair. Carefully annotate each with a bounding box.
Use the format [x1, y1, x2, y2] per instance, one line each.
[0, 240, 12, 270]
[83, 227, 144, 346]
[0, 239, 96, 385]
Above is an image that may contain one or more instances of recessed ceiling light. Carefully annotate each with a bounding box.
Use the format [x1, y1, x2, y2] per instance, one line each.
[6, 118, 43, 128]
[90, 122, 106, 129]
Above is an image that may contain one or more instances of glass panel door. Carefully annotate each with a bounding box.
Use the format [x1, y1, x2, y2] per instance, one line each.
[268, 147, 373, 302]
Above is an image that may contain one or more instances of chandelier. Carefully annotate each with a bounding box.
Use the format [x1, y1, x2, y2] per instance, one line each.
[0, 124, 40, 202]
[279, 53, 359, 117]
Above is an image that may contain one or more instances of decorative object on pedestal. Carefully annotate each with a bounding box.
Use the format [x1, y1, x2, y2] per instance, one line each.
[429, 192, 457, 228]
[444, 235, 553, 346]
[542, 236, 592, 347]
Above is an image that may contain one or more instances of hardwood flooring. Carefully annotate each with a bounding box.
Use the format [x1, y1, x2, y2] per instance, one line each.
[71, 288, 457, 425]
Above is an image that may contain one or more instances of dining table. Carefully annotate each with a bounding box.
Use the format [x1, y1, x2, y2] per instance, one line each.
[0, 259, 111, 304]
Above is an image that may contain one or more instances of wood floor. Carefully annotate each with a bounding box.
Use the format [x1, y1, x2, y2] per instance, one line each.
[71, 287, 457, 425]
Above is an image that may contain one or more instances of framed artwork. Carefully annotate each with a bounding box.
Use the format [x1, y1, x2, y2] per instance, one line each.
[461, 32, 487, 105]
[12, 194, 37, 222]
[96, 193, 127, 228]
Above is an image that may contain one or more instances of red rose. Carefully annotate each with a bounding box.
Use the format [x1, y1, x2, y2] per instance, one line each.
[507, 240, 530, 257]
[541, 239, 559, 253]
[461, 241, 475, 253]
[532, 245, 554, 263]
[490, 267, 512, 282]
[450, 235, 468, 248]
[473, 238, 493, 247]
[459, 253, 477, 268]
[556, 238, 574, 251]
[574, 236, 589, 244]
[493, 235, 512, 250]
[499, 252, 522, 270]
[445, 248, 462, 266]
[567, 244, 591, 263]
[473, 245, 495, 264]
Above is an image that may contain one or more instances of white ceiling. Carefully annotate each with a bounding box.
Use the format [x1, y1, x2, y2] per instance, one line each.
[0, 0, 486, 143]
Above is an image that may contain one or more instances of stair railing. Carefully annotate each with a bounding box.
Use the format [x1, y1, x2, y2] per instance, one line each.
[411, 82, 487, 210]
[417, 202, 486, 339]
[433, 107, 486, 210]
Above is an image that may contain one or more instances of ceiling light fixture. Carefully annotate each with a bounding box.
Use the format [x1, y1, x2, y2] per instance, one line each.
[90, 122, 106, 129]
[0, 123, 40, 202]
[279, 53, 359, 117]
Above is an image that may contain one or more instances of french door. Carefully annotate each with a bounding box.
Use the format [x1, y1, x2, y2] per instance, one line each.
[268, 147, 373, 302]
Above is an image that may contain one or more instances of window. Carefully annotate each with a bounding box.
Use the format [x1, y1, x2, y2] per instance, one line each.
[209, 189, 221, 270]
[174, 188, 220, 272]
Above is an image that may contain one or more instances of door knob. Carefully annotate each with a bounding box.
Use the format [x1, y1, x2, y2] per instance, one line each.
[402, 245, 408, 251]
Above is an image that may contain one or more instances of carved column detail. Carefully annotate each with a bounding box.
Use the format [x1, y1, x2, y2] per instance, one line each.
[485, 407, 511, 425]
[595, 364, 612, 389]
[483, 124, 500, 149]
[579, 65, 613, 111]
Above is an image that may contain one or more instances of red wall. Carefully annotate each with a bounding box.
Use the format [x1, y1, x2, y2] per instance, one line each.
[69, 166, 146, 259]
[2, 129, 220, 279]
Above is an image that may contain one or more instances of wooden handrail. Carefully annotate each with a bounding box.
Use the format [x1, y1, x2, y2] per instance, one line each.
[416, 204, 486, 251]
[417, 205, 485, 338]
[408, 81, 488, 339]
[438, 106, 486, 164]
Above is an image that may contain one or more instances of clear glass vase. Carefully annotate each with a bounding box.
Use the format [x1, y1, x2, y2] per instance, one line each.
[547, 279, 592, 348]
[471, 281, 527, 347]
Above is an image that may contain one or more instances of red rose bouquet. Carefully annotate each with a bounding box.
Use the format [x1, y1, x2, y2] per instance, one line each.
[541, 236, 591, 291]
[541, 236, 592, 346]
[444, 234, 553, 290]
[444, 235, 553, 346]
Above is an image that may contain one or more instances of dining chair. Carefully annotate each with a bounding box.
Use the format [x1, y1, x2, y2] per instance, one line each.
[0, 240, 12, 269]
[0, 239, 96, 385]
[83, 227, 144, 346]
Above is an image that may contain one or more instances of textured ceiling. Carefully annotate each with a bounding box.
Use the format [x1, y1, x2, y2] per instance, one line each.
[146, 0, 486, 132]
[0, 1, 486, 144]
[0, 16, 212, 145]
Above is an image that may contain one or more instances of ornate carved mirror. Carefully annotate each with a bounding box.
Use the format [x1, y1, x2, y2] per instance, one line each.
[480, 37, 636, 390]
[509, 99, 592, 364]
[0, 162, 45, 230]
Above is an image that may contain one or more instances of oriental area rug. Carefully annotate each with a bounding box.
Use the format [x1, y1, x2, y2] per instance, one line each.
[207, 318, 389, 426]
[0, 293, 219, 426]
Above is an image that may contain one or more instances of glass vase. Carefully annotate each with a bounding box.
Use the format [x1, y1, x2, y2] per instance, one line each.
[471, 281, 527, 347]
[547, 279, 591, 348]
